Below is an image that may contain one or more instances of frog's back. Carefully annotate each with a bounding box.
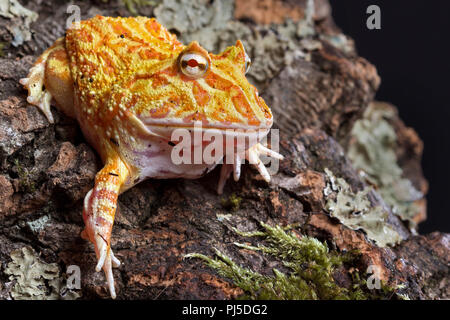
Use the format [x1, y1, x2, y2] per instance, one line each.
[65, 15, 184, 124]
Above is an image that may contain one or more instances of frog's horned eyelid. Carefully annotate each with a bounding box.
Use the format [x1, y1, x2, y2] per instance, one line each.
[244, 53, 251, 74]
[234, 39, 251, 73]
[241, 42, 251, 74]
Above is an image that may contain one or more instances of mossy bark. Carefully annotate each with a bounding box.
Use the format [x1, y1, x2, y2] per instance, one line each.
[0, 0, 447, 300]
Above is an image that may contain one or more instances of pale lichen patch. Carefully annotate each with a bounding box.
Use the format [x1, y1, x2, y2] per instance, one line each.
[324, 168, 402, 247]
[4, 247, 81, 300]
[347, 103, 423, 229]
[0, 0, 38, 46]
[26, 214, 50, 234]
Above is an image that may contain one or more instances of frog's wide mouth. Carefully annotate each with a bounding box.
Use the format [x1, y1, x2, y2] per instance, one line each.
[144, 121, 272, 145]
[139, 116, 273, 131]
[132, 115, 271, 148]
[146, 123, 272, 157]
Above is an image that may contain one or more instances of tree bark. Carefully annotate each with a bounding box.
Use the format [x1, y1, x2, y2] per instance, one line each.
[0, 0, 447, 300]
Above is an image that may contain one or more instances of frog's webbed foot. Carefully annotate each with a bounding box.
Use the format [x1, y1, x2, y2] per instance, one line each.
[82, 156, 130, 299]
[217, 143, 283, 194]
[19, 38, 66, 124]
[20, 61, 54, 123]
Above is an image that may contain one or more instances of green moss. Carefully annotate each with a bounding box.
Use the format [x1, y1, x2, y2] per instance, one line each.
[186, 222, 374, 300]
[121, 0, 157, 15]
[0, 42, 6, 57]
[13, 158, 36, 193]
[221, 194, 242, 212]
[347, 103, 423, 229]
[324, 168, 402, 247]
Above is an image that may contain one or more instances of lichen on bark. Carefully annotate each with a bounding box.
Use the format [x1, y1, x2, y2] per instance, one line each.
[0, 0, 446, 300]
[4, 246, 80, 300]
[347, 103, 423, 230]
[324, 168, 402, 247]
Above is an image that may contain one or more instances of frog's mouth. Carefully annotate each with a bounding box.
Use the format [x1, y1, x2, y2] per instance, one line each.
[139, 116, 273, 131]
[147, 122, 271, 153]
[139, 119, 271, 158]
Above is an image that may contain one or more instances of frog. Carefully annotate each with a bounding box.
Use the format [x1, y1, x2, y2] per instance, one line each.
[20, 15, 283, 299]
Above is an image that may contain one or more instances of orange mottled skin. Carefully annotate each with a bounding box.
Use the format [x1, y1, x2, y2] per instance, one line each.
[20, 16, 282, 298]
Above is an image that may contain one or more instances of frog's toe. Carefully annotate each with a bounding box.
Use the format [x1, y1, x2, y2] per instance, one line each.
[247, 146, 270, 182]
[102, 252, 117, 299]
[94, 235, 121, 270]
[246, 143, 284, 182]
[218, 155, 242, 194]
[217, 163, 233, 195]
[255, 143, 284, 161]
[94, 238, 119, 299]
[110, 249, 121, 268]
[233, 154, 242, 181]
[95, 238, 108, 272]
[217, 145, 283, 193]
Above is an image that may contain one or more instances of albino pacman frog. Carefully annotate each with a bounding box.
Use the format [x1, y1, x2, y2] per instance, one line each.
[20, 16, 283, 298]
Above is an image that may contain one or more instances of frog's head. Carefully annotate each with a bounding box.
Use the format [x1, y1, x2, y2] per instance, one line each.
[177, 40, 272, 129]
[139, 40, 273, 131]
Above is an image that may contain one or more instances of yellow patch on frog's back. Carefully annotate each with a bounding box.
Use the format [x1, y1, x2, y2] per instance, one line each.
[65, 15, 272, 131]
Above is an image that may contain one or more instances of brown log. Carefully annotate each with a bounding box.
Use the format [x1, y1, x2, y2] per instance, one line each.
[0, 0, 447, 300]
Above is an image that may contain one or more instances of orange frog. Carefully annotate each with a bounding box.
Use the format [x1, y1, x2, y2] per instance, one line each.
[20, 15, 283, 298]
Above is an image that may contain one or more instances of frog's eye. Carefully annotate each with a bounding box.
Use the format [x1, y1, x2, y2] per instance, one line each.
[244, 52, 251, 74]
[179, 52, 209, 78]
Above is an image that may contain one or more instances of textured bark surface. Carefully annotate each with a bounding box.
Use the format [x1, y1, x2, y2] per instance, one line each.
[0, 0, 448, 300]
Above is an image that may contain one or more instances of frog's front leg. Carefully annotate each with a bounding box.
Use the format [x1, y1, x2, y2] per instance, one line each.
[217, 143, 283, 194]
[81, 154, 130, 299]
[20, 37, 75, 123]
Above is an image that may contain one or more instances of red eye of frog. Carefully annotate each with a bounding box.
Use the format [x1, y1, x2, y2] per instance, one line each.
[179, 52, 209, 78]
[187, 59, 198, 67]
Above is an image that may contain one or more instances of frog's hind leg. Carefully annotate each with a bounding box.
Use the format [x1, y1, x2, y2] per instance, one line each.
[20, 37, 73, 122]
[81, 154, 130, 299]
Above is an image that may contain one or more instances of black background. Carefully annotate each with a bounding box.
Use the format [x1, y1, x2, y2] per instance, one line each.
[329, 0, 450, 233]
